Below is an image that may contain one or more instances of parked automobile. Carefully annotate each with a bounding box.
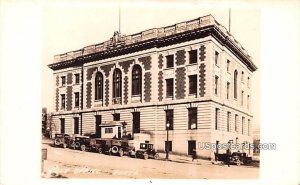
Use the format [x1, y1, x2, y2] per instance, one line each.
[135, 143, 159, 160]
[71, 136, 90, 151]
[53, 133, 72, 148]
[109, 139, 134, 157]
[87, 138, 107, 153]
[231, 152, 252, 165]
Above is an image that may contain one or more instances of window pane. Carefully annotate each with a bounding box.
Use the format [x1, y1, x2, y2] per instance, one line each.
[166, 55, 174, 68]
[189, 75, 197, 94]
[189, 50, 197, 64]
[166, 79, 174, 97]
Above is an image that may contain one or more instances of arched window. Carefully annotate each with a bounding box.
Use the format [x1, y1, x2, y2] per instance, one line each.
[132, 65, 142, 96]
[113, 69, 122, 98]
[234, 70, 238, 99]
[95, 72, 103, 100]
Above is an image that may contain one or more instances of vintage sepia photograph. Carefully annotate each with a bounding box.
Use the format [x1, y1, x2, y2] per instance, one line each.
[41, 4, 261, 179]
[3, 0, 300, 184]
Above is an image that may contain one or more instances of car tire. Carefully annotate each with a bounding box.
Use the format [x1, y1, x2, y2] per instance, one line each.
[143, 154, 149, 160]
[81, 145, 86, 152]
[98, 147, 103, 154]
[154, 153, 159, 160]
[54, 139, 61, 146]
[119, 149, 124, 157]
[111, 146, 119, 154]
[63, 143, 67, 149]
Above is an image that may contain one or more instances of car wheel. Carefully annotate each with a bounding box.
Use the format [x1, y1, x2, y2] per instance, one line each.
[143, 154, 149, 160]
[54, 139, 61, 146]
[81, 145, 86, 152]
[154, 153, 159, 160]
[63, 143, 67, 149]
[236, 159, 241, 166]
[111, 146, 119, 154]
[98, 147, 103, 154]
[119, 149, 124, 157]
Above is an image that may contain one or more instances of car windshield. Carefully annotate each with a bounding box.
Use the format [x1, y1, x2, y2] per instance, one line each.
[140, 143, 147, 149]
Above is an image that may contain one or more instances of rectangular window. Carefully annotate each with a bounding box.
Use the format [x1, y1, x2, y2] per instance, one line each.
[247, 95, 250, 109]
[215, 76, 219, 95]
[235, 114, 238, 132]
[61, 76, 66, 86]
[215, 108, 219, 130]
[74, 117, 79, 134]
[105, 128, 113, 133]
[61, 94, 65, 109]
[188, 108, 197, 129]
[226, 82, 230, 100]
[215, 51, 219, 65]
[74, 92, 79, 107]
[132, 112, 140, 133]
[75, 74, 80, 84]
[227, 112, 231, 132]
[248, 119, 251, 136]
[113, 113, 120, 121]
[247, 77, 250, 88]
[166, 78, 174, 98]
[241, 71, 244, 83]
[242, 117, 245, 134]
[241, 91, 244, 106]
[227, 60, 230, 72]
[165, 110, 174, 130]
[60, 118, 65, 134]
[166, 55, 174, 68]
[189, 75, 197, 95]
[165, 141, 172, 152]
[189, 50, 197, 64]
[95, 115, 101, 137]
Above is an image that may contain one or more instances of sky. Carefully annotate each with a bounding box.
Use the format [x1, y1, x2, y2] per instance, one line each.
[42, 3, 260, 129]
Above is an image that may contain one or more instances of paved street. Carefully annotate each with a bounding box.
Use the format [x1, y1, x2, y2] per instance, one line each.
[41, 139, 259, 179]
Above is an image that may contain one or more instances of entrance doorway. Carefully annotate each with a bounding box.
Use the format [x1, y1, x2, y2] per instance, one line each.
[132, 112, 140, 134]
[188, 140, 196, 155]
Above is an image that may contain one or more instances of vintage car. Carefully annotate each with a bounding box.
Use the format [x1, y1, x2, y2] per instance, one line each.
[231, 152, 252, 165]
[71, 136, 90, 151]
[53, 133, 72, 148]
[108, 139, 134, 157]
[85, 138, 108, 153]
[134, 143, 159, 160]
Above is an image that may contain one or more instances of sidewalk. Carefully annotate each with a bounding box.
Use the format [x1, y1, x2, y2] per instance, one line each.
[157, 153, 211, 165]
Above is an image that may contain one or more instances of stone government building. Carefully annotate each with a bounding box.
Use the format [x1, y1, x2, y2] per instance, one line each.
[48, 15, 257, 159]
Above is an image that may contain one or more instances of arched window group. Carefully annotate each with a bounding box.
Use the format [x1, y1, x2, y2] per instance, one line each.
[95, 72, 103, 100]
[94, 65, 142, 103]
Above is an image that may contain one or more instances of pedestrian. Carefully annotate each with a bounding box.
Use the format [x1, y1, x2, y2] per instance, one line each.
[192, 149, 197, 162]
[226, 148, 231, 167]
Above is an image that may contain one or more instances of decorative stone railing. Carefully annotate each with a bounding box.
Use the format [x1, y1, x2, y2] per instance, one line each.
[53, 15, 251, 63]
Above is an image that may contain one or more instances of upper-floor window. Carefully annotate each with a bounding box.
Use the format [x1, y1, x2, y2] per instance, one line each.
[189, 75, 197, 95]
[61, 94, 65, 109]
[235, 114, 238, 132]
[247, 77, 250, 88]
[227, 60, 230, 72]
[215, 76, 219, 96]
[165, 109, 174, 130]
[242, 117, 245, 134]
[189, 50, 197, 64]
[226, 82, 230, 100]
[113, 69, 122, 98]
[61, 76, 66, 86]
[247, 95, 250, 109]
[166, 55, 174, 68]
[215, 108, 219, 130]
[74, 92, 79, 107]
[234, 70, 238, 99]
[227, 112, 231, 132]
[241, 71, 244, 83]
[215, 51, 219, 66]
[166, 78, 174, 98]
[95, 72, 103, 100]
[132, 65, 142, 96]
[188, 108, 197, 129]
[248, 119, 251, 136]
[75, 74, 80, 84]
[241, 90, 244, 106]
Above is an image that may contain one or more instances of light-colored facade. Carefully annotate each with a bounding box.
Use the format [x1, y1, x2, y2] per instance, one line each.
[48, 15, 257, 159]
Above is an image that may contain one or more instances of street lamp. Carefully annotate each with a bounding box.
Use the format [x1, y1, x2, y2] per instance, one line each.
[166, 121, 170, 160]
